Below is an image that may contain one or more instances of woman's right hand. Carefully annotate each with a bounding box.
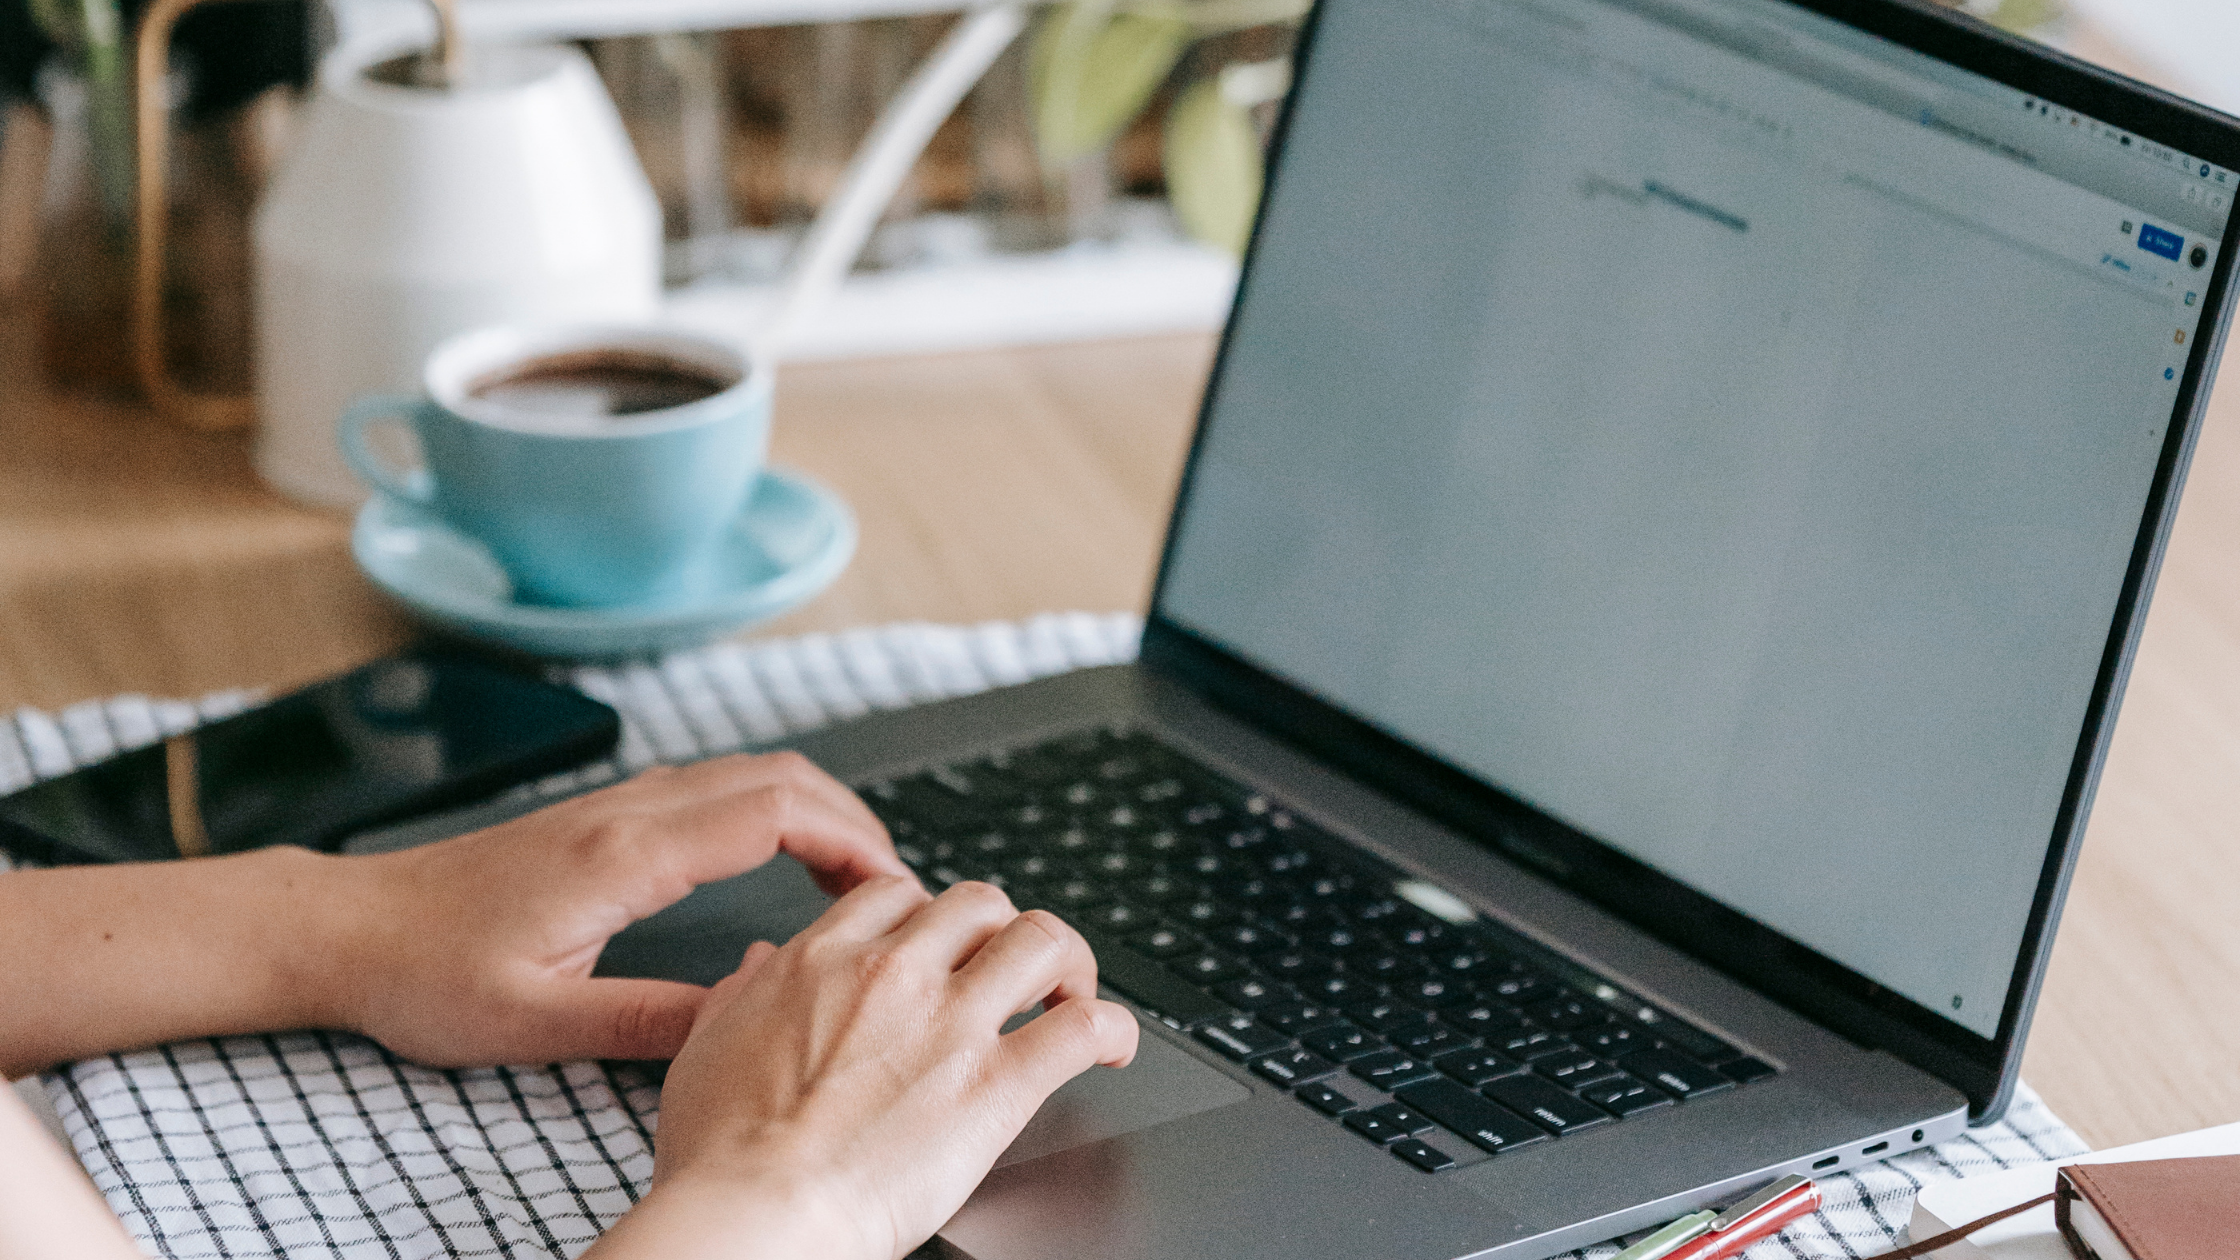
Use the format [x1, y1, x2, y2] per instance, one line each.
[583, 876, 1140, 1260]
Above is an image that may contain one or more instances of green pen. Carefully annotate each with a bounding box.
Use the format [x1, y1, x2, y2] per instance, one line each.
[1611, 1209, 1718, 1260]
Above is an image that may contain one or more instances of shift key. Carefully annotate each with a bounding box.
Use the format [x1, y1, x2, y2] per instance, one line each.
[1393, 1079, 1548, 1155]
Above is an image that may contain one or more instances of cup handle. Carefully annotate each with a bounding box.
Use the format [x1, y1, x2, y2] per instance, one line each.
[339, 395, 436, 505]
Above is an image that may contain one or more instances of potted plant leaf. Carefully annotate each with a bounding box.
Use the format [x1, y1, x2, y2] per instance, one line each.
[1028, 0, 1307, 255]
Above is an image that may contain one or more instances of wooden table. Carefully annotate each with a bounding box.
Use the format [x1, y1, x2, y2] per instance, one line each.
[4, 294, 2237, 1153]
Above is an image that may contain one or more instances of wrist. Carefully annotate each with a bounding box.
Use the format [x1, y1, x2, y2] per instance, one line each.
[620, 1162, 885, 1260]
[239, 845, 375, 1035]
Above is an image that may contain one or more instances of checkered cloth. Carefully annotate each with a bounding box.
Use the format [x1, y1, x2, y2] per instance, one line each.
[6, 614, 2089, 1259]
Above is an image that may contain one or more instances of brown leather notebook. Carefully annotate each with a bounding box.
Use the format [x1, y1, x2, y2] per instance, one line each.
[2054, 1154, 2240, 1260]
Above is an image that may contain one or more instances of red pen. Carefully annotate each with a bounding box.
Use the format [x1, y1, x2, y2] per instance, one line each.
[1661, 1174, 1822, 1260]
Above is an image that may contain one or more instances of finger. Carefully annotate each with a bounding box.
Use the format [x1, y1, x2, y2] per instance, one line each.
[652, 784, 900, 899]
[952, 909, 1100, 1020]
[886, 881, 1022, 968]
[622, 752, 887, 842]
[672, 754, 900, 887]
[512, 978, 709, 1061]
[1001, 997, 1141, 1094]
[792, 872, 933, 945]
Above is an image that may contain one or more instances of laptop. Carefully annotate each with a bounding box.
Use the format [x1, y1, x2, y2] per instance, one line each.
[369, 0, 2239, 1255]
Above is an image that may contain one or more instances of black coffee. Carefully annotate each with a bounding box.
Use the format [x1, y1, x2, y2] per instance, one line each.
[468, 349, 732, 423]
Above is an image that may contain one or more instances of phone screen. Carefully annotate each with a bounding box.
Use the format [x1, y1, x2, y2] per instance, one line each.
[0, 657, 620, 864]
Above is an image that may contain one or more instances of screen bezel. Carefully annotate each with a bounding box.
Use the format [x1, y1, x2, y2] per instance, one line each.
[1142, 0, 2240, 1121]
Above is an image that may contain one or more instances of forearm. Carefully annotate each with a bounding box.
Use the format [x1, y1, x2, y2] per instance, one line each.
[0, 1082, 144, 1260]
[0, 848, 356, 1078]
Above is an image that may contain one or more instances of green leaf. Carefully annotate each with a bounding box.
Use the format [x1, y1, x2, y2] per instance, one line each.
[1124, 0, 1313, 34]
[1985, 0, 2063, 35]
[1031, 3, 1195, 167]
[1163, 76, 1262, 256]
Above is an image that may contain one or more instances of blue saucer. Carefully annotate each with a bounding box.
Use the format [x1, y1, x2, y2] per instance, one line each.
[351, 467, 856, 658]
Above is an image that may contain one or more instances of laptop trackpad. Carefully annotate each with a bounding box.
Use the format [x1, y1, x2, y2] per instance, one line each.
[995, 1028, 1251, 1169]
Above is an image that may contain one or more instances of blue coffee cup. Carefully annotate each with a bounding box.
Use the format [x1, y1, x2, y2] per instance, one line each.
[341, 323, 771, 609]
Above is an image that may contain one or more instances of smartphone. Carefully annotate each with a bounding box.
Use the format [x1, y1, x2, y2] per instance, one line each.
[0, 655, 620, 865]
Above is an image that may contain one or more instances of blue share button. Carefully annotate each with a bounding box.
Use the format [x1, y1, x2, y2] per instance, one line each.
[2139, 222, 2185, 260]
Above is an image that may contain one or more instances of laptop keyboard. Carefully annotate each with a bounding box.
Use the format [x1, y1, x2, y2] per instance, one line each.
[860, 728, 1778, 1175]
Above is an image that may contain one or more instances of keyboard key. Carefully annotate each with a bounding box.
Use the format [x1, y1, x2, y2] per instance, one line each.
[1343, 1111, 1409, 1144]
[1303, 1023, 1382, 1063]
[1196, 1019, 1291, 1061]
[1577, 1075, 1674, 1117]
[1486, 972, 1552, 1004]
[1216, 977, 1301, 1010]
[1210, 922, 1293, 952]
[1573, 1025, 1652, 1057]
[1301, 974, 1377, 1003]
[1084, 902, 1149, 931]
[1443, 1001, 1533, 1038]
[1255, 949, 1342, 981]
[1086, 850, 1139, 878]
[1128, 871, 1195, 900]
[1390, 1137, 1458, 1172]
[1619, 1049, 1735, 1100]
[1296, 1081, 1354, 1115]
[1174, 898, 1242, 927]
[1128, 925, 1203, 958]
[1429, 948, 1492, 974]
[1433, 1047, 1521, 1086]
[1346, 1001, 1436, 1035]
[1393, 1079, 1548, 1154]
[1389, 1026, 1471, 1058]
[1350, 1050, 1440, 1090]
[1346, 951, 1419, 979]
[1483, 1074, 1613, 1135]
[1370, 1102, 1435, 1134]
[1216, 876, 1287, 904]
[1527, 1049, 1612, 1087]
[1524, 995, 1613, 1032]
[1492, 1029, 1566, 1059]
[1393, 976, 1462, 1006]
[1721, 1056, 1777, 1084]
[1171, 951, 1251, 984]
[1004, 854, 1065, 882]
[1260, 1001, 1349, 1035]
[1047, 878, 1105, 906]
[1252, 1048, 1340, 1086]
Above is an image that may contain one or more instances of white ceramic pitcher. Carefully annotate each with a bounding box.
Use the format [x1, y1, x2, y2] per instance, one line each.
[251, 39, 661, 509]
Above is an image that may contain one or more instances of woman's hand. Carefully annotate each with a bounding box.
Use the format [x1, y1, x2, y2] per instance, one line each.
[324, 751, 910, 1066]
[0, 750, 907, 1076]
[584, 877, 1140, 1260]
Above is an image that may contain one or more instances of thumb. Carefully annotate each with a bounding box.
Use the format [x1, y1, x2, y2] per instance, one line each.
[519, 978, 710, 1061]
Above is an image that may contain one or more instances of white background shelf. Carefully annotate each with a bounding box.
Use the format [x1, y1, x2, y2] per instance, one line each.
[334, 0, 985, 47]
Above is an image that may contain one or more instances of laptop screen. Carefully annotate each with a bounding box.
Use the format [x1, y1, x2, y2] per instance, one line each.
[1158, 0, 2230, 1043]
